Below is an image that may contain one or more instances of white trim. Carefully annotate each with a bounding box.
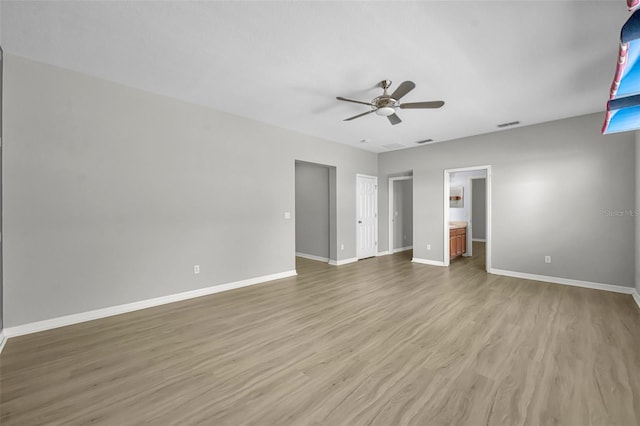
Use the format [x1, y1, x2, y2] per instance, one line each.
[329, 257, 358, 266]
[633, 290, 640, 309]
[377, 251, 390, 256]
[3, 270, 297, 338]
[0, 331, 6, 355]
[393, 246, 413, 253]
[489, 268, 635, 295]
[466, 177, 473, 257]
[444, 166, 491, 271]
[295, 252, 329, 263]
[388, 175, 413, 255]
[412, 257, 446, 267]
[472, 238, 487, 242]
[444, 173, 449, 265]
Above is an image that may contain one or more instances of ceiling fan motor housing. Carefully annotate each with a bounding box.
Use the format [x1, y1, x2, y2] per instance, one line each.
[373, 95, 398, 116]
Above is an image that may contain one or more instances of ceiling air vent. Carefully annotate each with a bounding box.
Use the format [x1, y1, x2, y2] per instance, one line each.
[497, 121, 521, 128]
[416, 139, 434, 144]
[382, 143, 405, 150]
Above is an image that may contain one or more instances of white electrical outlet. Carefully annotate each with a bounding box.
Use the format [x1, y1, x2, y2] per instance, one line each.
[340, 243, 344, 250]
[427, 244, 431, 250]
[544, 256, 551, 264]
[194, 265, 200, 274]
[284, 212, 291, 219]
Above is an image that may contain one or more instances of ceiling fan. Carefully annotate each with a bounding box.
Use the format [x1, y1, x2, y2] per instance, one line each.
[336, 80, 444, 125]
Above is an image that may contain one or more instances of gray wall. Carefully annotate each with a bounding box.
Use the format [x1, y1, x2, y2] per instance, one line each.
[0, 46, 3, 331]
[378, 112, 635, 288]
[3, 55, 377, 327]
[636, 131, 640, 295]
[472, 178, 486, 240]
[392, 179, 413, 250]
[295, 161, 330, 260]
[449, 169, 486, 223]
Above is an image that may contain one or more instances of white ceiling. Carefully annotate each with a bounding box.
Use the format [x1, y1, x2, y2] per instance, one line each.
[0, 1, 628, 153]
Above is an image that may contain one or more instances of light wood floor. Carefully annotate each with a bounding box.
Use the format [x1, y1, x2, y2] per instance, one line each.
[2, 243, 639, 425]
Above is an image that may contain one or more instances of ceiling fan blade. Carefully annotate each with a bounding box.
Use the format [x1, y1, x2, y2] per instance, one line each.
[387, 113, 402, 125]
[399, 101, 445, 109]
[390, 81, 416, 100]
[344, 110, 375, 121]
[336, 96, 372, 106]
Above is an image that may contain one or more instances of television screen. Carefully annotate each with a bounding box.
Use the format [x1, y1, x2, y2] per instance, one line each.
[603, 8, 640, 134]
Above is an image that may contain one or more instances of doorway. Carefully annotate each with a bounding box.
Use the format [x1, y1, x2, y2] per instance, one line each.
[443, 166, 491, 271]
[388, 175, 413, 254]
[356, 174, 378, 259]
[295, 161, 337, 263]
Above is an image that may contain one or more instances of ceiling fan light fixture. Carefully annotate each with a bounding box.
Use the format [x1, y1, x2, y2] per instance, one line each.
[336, 80, 444, 124]
[376, 106, 395, 116]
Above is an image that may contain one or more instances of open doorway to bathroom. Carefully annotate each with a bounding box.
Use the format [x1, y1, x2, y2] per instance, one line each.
[443, 166, 491, 272]
[388, 174, 413, 256]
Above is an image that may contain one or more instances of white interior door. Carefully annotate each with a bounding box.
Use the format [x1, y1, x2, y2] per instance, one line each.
[356, 174, 377, 259]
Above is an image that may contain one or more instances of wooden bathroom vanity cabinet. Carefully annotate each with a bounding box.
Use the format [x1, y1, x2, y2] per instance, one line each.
[449, 224, 466, 260]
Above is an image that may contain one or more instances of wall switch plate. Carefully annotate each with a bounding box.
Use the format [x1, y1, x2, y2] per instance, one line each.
[544, 256, 551, 264]
[194, 265, 200, 274]
[284, 212, 291, 219]
[427, 244, 431, 250]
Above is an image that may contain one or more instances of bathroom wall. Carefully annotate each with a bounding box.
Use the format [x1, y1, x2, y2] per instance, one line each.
[449, 169, 487, 223]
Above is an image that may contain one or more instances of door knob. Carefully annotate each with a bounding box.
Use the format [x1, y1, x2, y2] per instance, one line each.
[358, 220, 362, 224]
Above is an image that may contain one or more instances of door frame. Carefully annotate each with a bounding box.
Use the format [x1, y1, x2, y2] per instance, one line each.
[356, 174, 378, 259]
[443, 165, 492, 270]
[388, 175, 413, 254]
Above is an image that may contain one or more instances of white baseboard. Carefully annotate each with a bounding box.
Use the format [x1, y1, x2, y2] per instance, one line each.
[633, 290, 640, 310]
[329, 257, 358, 266]
[0, 330, 6, 355]
[489, 268, 635, 295]
[377, 251, 390, 256]
[412, 257, 446, 267]
[3, 270, 297, 339]
[295, 252, 329, 263]
[393, 246, 413, 253]
[472, 238, 486, 242]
